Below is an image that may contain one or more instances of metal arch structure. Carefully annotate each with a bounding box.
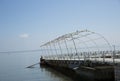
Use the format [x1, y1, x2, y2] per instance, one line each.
[40, 29, 111, 48]
[40, 29, 115, 63]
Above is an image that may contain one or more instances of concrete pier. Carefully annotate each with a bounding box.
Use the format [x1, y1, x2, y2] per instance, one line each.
[76, 65, 114, 81]
[39, 30, 120, 81]
[40, 59, 115, 81]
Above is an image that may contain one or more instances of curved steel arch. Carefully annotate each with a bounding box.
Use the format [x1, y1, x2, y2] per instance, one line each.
[40, 29, 112, 61]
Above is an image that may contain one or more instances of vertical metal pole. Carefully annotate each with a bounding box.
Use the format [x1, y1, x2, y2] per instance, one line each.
[94, 52, 97, 62]
[46, 45, 50, 60]
[43, 46, 48, 60]
[88, 52, 90, 60]
[71, 35, 78, 54]
[64, 39, 69, 60]
[53, 43, 58, 60]
[70, 47, 73, 60]
[71, 35, 79, 61]
[40, 47, 44, 59]
[58, 41, 63, 60]
[45, 46, 50, 60]
[49, 44, 54, 60]
[113, 45, 115, 64]
[103, 51, 105, 63]
[84, 52, 86, 65]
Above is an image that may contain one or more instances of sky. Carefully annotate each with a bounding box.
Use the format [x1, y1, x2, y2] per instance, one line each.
[0, 0, 120, 52]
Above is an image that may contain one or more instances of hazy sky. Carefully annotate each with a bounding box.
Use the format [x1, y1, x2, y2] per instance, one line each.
[0, 0, 120, 51]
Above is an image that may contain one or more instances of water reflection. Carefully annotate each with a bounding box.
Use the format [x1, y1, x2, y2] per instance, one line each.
[40, 65, 74, 81]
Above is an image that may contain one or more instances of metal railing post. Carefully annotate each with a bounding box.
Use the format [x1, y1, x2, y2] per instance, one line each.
[71, 34, 79, 61]
[64, 39, 70, 60]
[58, 41, 63, 60]
[53, 43, 58, 60]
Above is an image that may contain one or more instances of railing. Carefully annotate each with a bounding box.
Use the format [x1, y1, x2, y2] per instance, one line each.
[42, 50, 120, 63]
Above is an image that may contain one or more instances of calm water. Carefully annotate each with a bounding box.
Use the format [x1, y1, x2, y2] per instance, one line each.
[0, 52, 73, 81]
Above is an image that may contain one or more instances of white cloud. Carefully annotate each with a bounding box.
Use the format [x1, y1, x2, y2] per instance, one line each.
[19, 33, 29, 39]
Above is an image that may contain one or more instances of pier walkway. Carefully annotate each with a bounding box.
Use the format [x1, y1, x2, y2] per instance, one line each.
[40, 30, 120, 81]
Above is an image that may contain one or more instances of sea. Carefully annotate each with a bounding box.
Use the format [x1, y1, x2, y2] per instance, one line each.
[0, 52, 73, 81]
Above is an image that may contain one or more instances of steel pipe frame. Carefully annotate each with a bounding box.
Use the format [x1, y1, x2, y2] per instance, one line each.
[57, 40, 64, 60]
[40, 29, 113, 64]
[64, 39, 70, 60]
[72, 31, 112, 63]
[49, 44, 55, 60]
